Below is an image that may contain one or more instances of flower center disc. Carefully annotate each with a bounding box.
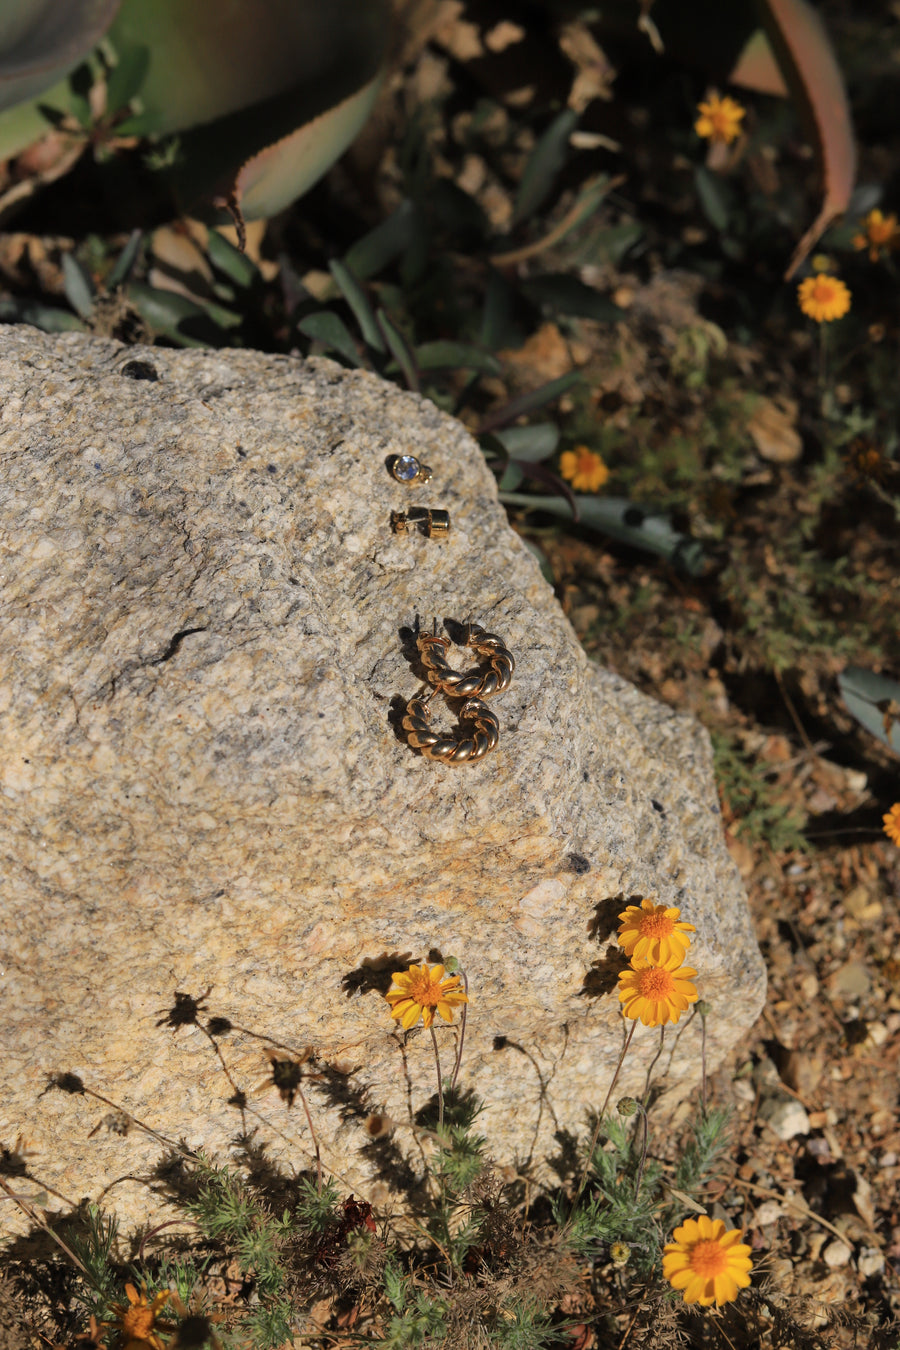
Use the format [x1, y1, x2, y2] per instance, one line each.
[689, 1239, 729, 1278]
[638, 968, 675, 998]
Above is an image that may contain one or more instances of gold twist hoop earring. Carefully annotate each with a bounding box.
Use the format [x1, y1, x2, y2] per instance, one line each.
[402, 689, 500, 764]
[417, 621, 515, 700]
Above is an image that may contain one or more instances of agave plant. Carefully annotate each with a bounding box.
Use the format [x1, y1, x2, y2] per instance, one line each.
[0, 0, 389, 223]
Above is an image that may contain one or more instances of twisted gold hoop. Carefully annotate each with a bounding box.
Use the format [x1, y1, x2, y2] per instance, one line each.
[402, 689, 500, 764]
[417, 621, 515, 700]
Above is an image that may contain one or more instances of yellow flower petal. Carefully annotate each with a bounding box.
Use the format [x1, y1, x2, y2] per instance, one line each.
[797, 273, 851, 323]
[559, 446, 609, 493]
[694, 93, 745, 145]
[383, 961, 470, 1031]
[883, 802, 900, 846]
[663, 1214, 753, 1307]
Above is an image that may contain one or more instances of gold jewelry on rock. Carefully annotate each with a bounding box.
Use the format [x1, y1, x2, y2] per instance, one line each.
[391, 508, 450, 538]
[391, 454, 433, 484]
[417, 621, 515, 699]
[402, 688, 500, 764]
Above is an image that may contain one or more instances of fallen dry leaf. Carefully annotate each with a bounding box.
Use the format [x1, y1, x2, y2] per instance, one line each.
[747, 395, 803, 463]
[484, 20, 525, 53]
[559, 21, 616, 111]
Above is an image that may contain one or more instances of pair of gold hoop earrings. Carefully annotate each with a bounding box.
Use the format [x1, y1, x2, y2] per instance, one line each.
[402, 622, 515, 765]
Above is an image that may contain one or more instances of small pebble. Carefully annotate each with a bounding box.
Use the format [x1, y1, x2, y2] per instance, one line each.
[822, 1239, 852, 1269]
[763, 1098, 811, 1141]
[858, 1247, 885, 1279]
[753, 1200, 785, 1226]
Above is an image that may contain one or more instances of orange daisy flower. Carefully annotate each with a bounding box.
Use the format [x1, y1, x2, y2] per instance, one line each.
[694, 93, 745, 145]
[385, 962, 469, 1031]
[106, 1283, 174, 1350]
[559, 446, 609, 493]
[883, 802, 900, 846]
[617, 898, 695, 964]
[797, 273, 851, 323]
[663, 1214, 753, 1306]
[844, 435, 887, 484]
[617, 953, 698, 1027]
[853, 208, 899, 262]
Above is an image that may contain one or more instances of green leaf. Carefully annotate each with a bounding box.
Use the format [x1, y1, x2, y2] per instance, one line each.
[497, 493, 708, 576]
[498, 463, 524, 492]
[329, 259, 384, 353]
[694, 165, 731, 232]
[0, 297, 86, 331]
[234, 73, 382, 220]
[520, 537, 555, 585]
[0, 0, 121, 114]
[589, 221, 644, 267]
[493, 423, 558, 461]
[513, 107, 578, 225]
[757, 0, 856, 276]
[62, 252, 95, 319]
[520, 273, 623, 322]
[107, 0, 387, 137]
[205, 228, 258, 289]
[480, 268, 521, 351]
[104, 37, 149, 113]
[106, 228, 143, 287]
[297, 311, 361, 365]
[377, 308, 418, 392]
[478, 371, 582, 434]
[126, 281, 238, 346]
[343, 199, 418, 279]
[838, 667, 900, 757]
[412, 341, 501, 375]
[66, 61, 93, 129]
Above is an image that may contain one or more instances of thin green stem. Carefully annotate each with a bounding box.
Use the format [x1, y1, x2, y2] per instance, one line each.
[633, 1104, 649, 1198]
[641, 1025, 666, 1107]
[295, 1083, 323, 1193]
[429, 1027, 444, 1129]
[574, 1019, 637, 1203]
[449, 972, 468, 1094]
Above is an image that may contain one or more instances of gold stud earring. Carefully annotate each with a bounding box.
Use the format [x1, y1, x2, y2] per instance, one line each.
[391, 454, 433, 485]
[402, 688, 500, 764]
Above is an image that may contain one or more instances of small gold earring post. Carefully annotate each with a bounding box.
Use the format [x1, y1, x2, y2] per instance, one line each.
[390, 508, 450, 538]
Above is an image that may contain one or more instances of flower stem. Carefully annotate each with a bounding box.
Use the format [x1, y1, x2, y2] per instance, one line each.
[449, 971, 468, 1094]
[429, 1027, 444, 1129]
[296, 1083, 323, 1193]
[641, 1025, 666, 1107]
[633, 1104, 649, 1198]
[575, 1020, 637, 1203]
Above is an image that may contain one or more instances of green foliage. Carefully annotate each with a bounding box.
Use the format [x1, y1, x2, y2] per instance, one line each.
[711, 730, 809, 853]
[839, 667, 900, 756]
[294, 1174, 343, 1231]
[492, 1299, 564, 1350]
[181, 1157, 293, 1342]
[239, 1296, 296, 1347]
[66, 1203, 121, 1317]
[672, 1106, 733, 1203]
[375, 1286, 449, 1349]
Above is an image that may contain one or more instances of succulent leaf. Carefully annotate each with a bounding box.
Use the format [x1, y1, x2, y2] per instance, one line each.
[0, 0, 121, 114]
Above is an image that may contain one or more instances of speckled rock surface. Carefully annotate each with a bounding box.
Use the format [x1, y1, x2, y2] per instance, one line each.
[0, 325, 765, 1235]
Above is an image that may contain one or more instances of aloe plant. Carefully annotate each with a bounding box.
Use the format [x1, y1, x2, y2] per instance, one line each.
[0, 0, 121, 114]
[0, 0, 389, 221]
